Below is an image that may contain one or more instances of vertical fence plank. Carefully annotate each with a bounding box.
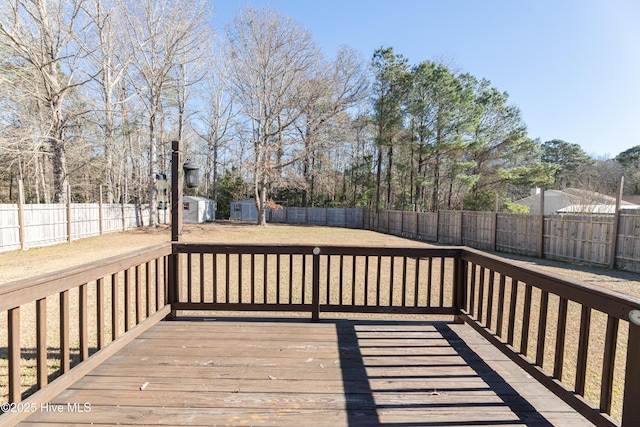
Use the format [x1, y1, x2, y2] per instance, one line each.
[339, 255, 345, 305]
[96, 278, 105, 350]
[439, 258, 445, 307]
[414, 257, 420, 307]
[507, 279, 519, 346]
[79, 284, 88, 361]
[520, 284, 533, 357]
[575, 305, 591, 395]
[187, 253, 192, 303]
[124, 269, 130, 332]
[536, 290, 549, 367]
[289, 255, 293, 304]
[554, 297, 568, 380]
[262, 254, 267, 304]
[302, 254, 307, 304]
[238, 254, 243, 303]
[478, 267, 485, 323]
[389, 256, 395, 306]
[496, 275, 506, 337]
[18, 179, 25, 250]
[199, 254, 204, 304]
[251, 253, 256, 304]
[225, 254, 230, 304]
[66, 185, 72, 243]
[135, 265, 141, 324]
[312, 249, 320, 321]
[325, 255, 331, 305]
[401, 257, 407, 307]
[364, 256, 370, 306]
[155, 259, 161, 310]
[8, 307, 21, 402]
[147, 261, 154, 314]
[427, 258, 433, 307]
[622, 322, 640, 426]
[112, 272, 119, 341]
[600, 316, 618, 414]
[486, 271, 495, 329]
[36, 298, 47, 389]
[376, 256, 382, 306]
[351, 255, 357, 305]
[212, 253, 217, 303]
[469, 264, 477, 316]
[277, 254, 281, 304]
[60, 290, 70, 373]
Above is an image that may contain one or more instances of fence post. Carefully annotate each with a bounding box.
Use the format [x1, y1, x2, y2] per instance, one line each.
[99, 185, 104, 236]
[415, 211, 420, 240]
[610, 176, 624, 269]
[493, 194, 498, 252]
[66, 185, 72, 243]
[539, 189, 545, 259]
[436, 210, 440, 243]
[121, 199, 126, 232]
[18, 179, 25, 250]
[311, 247, 321, 321]
[622, 321, 640, 426]
[459, 200, 464, 245]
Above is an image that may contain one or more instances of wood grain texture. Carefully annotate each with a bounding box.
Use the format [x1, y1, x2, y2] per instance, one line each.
[16, 318, 593, 426]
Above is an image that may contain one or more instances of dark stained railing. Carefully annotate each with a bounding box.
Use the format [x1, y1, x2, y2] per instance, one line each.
[0, 243, 172, 424]
[2, 242, 640, 427]
[458, 248, 640, 427]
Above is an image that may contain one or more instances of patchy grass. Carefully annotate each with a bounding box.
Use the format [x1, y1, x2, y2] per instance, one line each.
[1, 221, 638, 423]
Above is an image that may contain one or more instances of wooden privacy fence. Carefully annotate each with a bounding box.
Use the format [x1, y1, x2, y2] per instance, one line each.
[365, 209, 640, 272]
[268, 207, 364, 228]
[0, 202, 168, 253]
[2, 242, 640, 426]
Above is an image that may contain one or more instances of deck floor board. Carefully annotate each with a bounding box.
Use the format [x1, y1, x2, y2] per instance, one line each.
[19, 318, 594, 426]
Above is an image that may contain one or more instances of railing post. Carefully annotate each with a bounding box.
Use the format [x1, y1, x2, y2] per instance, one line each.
[453, 253, 467, 324]
[622, 320, 640, 426]
[169, 140, 184, 319]
[311, 247, 321, 321]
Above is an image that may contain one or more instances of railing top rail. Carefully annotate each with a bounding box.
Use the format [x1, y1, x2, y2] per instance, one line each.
[173, 243, 463, 258]
[461, 246, 640, 320]
[0, 242, 172, 312]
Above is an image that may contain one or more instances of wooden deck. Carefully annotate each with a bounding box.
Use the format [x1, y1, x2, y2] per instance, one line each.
[18, 317, 593, 426]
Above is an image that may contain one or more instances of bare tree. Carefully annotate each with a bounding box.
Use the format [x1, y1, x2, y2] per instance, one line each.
[193, 39, 235, 202]
[225, 6, 320, 225]
[81, 0, 134, 203]
[293, 46, 368, 206]
[123, 0, 208, 226]
[0, 0, 95, 202]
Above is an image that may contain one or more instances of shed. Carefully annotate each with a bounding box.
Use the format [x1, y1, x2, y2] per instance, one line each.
[230, 198, 258, 221]
[183, 196, 216, 224]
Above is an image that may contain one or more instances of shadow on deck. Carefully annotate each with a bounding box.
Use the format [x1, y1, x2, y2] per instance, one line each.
[20, 317, 592, 426]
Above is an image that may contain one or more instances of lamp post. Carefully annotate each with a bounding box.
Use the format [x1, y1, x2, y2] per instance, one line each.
[169, 140, 199, 318]
[171, 140, 200, 242]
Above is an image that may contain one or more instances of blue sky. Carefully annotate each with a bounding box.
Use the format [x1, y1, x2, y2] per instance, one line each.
[211, 0, 640, 159]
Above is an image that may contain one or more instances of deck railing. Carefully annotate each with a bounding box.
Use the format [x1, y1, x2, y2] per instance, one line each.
[0, 243, 172, 424]
[2, 242, 640, 427]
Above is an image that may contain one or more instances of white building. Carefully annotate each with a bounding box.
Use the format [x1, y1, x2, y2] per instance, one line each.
[514, 188, 640, 215]
[183, 196, 216, 223]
